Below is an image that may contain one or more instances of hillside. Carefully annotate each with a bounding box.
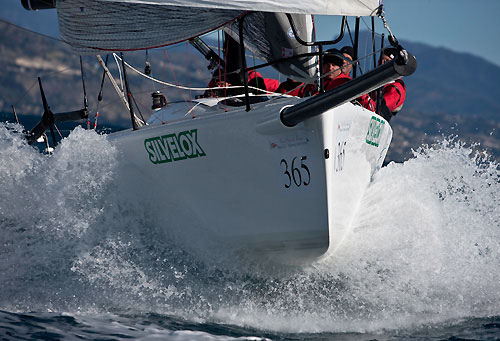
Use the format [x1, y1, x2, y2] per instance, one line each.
[0, 20, 498, 162]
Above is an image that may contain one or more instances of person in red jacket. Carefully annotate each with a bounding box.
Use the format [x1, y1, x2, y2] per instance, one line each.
[247, 70, 280, 93]
[322, 49, 352, 91]
[274, 49, 350, 97]
[370, 47, 407, 119]
[275, 78, 305, 96]
[323, 48, 377, 109]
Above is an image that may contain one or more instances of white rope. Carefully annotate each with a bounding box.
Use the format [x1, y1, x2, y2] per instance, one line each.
[184, 101, 203, 117]
[113, 53, 277, 95]
[112, 53, 125, 92]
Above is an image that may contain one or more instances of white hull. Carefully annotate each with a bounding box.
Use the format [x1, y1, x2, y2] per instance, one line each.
[107, 97, 392, 264]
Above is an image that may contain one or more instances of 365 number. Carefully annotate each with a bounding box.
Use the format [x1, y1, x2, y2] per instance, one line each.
[335, 141, 346, 172]
[280, 156, 310, 188]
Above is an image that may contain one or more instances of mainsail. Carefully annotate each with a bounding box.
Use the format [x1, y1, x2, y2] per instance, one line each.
[100, 0, 382, 16]
[57, 0, 242, 54]
[52, 0, 381, 80]
[56, 0, 381, 53]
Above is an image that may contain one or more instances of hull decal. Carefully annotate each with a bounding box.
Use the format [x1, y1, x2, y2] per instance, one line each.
[144, 129, 206, 164]
[365, 116, 385, 147]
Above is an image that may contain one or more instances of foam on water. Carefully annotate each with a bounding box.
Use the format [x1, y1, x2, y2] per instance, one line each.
[0, 124, 498, 334]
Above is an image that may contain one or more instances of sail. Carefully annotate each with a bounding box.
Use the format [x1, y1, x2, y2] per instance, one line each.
[57, 0, 242, 54]
[101, 0, 382, 16]
[56, 0, 381, 54]
[225, 13, 318, 82]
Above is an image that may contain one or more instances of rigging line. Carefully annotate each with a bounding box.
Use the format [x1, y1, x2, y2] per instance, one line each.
[113, 53, 125, 92]
[129, 92, 147, 124]
[186, 41, 193, 103]
[0, 16, 103, 54]
[345, 20, 355, 48]
[163, 48, 190, 108]
[11, 64, 83, 115]
[11, 64, 78, 107]
[360, 16, 384, 39]
[0, 18, 62, 44]
[218, 30, 222, 86]
[0, 15, 191, 59]
[12, 79, 38, 108]
[163, 49, 167, 100]
[53, 123, 63, 139]
[223, 29, 233, 103]
[94, 54, 109, 130]
[206, 43, 265, 62]
[113, 53, 276, 95]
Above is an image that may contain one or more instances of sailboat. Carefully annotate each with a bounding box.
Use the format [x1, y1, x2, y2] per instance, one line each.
[19, 0, 416, 264]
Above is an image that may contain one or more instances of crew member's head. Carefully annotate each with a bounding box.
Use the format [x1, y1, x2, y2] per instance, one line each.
[323, 48, 345, 79]
[379, 47, 398, 65]
[340, 46, 354, 75]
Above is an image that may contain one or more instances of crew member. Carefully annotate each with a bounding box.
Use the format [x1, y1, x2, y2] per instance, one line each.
[323, 48, 375, 109]
[247, 70, 280, 94]
[340, 46, 354, 76]
[370, 47, 407, 119]
[322, 48, 352, 90]
[275, 49, 356, 97]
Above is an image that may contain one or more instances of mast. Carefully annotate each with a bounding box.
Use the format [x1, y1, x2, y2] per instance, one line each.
[238, 17, 251, 112]
[353, 17, 360, 78]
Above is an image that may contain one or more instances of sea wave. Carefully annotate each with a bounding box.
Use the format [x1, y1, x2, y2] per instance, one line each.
[0, 124, 498, 335]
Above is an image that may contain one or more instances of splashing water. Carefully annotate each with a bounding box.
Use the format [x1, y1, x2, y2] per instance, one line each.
[0, 124, 498, 334]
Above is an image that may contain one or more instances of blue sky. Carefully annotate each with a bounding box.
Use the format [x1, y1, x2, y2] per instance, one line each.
[316, 0, 500, 67]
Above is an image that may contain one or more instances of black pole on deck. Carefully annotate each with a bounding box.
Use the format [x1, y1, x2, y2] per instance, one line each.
[37, 77, 57, 146]
[97, 55, 109, 103]
[11, 105, 19, 124]
[353, 17, 360, 78]
[371, 17, 377, 69]
[120, 53, 138, 130]
[375, 34, 385, 116]
[238, 17, 251, 112]
[79, 56, 88, 113]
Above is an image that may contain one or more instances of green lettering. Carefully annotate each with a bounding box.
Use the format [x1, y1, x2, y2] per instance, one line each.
[158, 136, 172, 162]
[144, 140, 158, 163]
[179, 132, 193, 157]
[153, 139, 166, 162]
[173, 135, 187, 160]
[187, 129, 206, 157]
[144, 129, 206, 164]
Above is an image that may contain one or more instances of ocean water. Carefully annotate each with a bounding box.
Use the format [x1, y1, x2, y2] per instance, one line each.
[0, 123, 499, 340]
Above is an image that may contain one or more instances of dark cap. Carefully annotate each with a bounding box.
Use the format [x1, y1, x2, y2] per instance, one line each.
[340, 46, 354, 58]
[323, 48, 345, 67]
[382, 47, 399, 59]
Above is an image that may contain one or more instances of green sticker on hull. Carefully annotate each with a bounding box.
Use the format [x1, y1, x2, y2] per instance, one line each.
[144, 129, 206, 164]
[365, 116, 385, 147]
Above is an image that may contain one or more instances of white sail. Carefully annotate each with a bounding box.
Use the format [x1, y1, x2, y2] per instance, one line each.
[100, 0, 382, 16]
[57, 0, 241, 54]
[57, 0, 381, 55]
